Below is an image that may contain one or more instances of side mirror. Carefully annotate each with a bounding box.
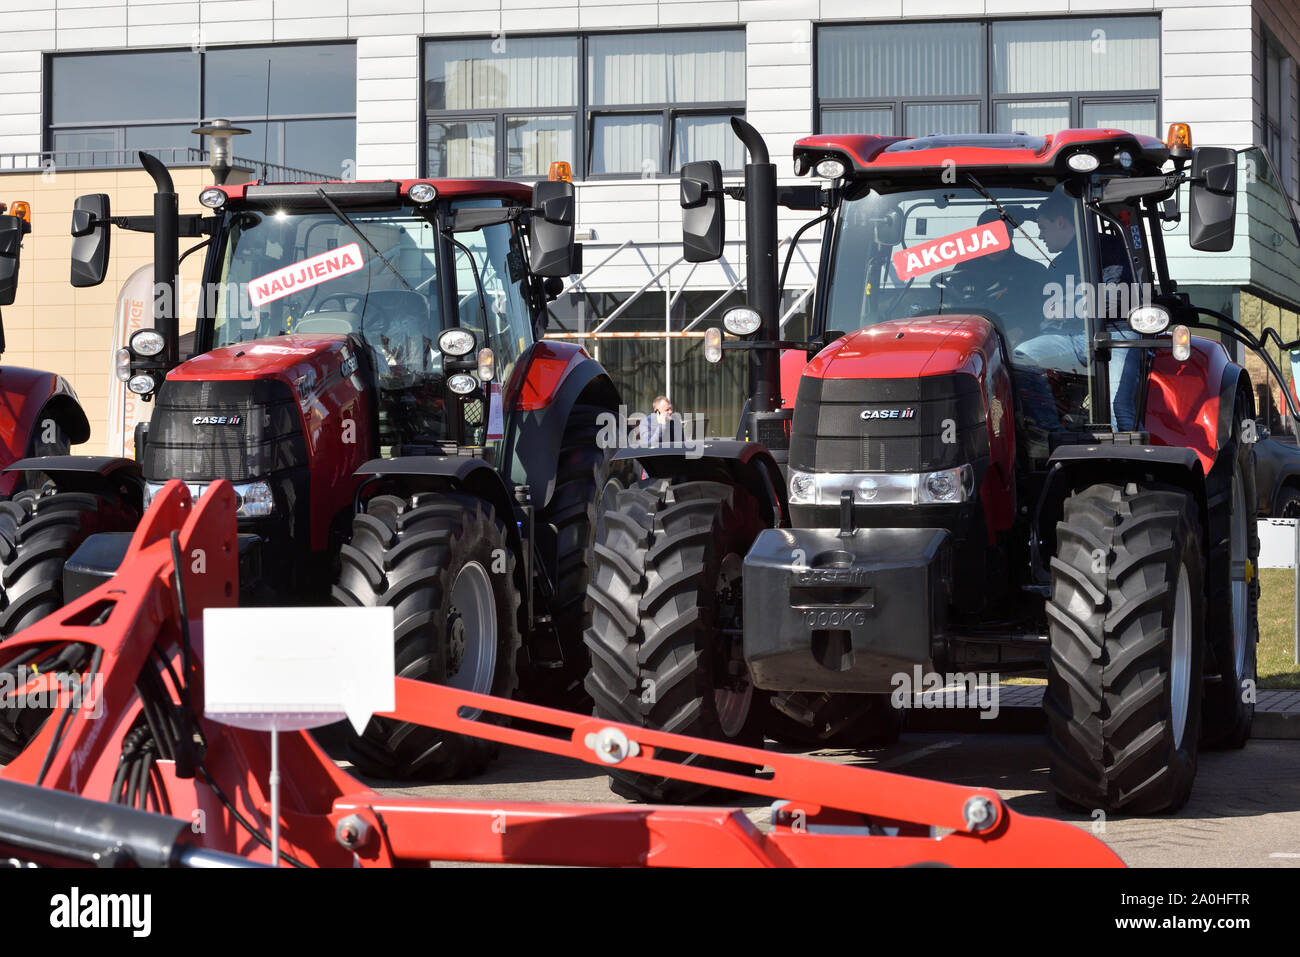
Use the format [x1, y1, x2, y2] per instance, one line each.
[71, 193, 111, 287]
[808, 328, 846, 361]
[680, 160, 724, 263]
[0, 214, 23, 306]
[528, 181, 578, 277]
[1188, 147, 1237, 252]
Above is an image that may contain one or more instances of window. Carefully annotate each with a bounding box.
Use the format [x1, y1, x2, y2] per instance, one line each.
[819, 22, 983, 137]
[425, 36, 579, 179]
[48, 43, 356, 175]
[424, 31, 744, 180]
[817, 17, 1160, 138]
[1262, 33, 1287, 173]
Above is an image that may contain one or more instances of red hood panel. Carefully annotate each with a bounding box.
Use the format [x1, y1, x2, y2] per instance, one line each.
[168, 334, 350, 381]
[805, 316, 995, 380]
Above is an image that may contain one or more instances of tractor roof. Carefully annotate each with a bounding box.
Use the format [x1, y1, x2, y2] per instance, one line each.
[794, 128, 1170, 179]
[210, 178, 533, 207]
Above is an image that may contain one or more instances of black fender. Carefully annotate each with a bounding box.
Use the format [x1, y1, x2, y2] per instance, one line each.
[2, 455, 143, 508]
[612, 440, 790, 529]
[506, 354, 620, 511]
[1032, 444, 1207, 579]
[32, 389, 92, 449]
[353, 456, 524, 562]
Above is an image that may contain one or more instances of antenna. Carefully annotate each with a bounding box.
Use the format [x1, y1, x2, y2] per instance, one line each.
[262, 59, 271, 176]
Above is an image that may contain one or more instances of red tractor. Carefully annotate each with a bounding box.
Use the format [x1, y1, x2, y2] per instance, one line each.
[0, 202, 137, 639]
[587, 120, 1282, 813]
[0, 156, 622, 779]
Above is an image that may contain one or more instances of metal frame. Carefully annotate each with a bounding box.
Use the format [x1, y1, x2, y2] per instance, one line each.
[0, 479, 1124, 868]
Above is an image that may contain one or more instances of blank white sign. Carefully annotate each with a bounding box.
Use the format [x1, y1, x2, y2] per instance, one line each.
[1258, 519, 1299, 570]
[203, 606, 395, 733]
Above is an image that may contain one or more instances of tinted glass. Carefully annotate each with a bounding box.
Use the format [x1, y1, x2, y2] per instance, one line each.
[205, 44, 356, 116]
[52, 51, 198, 124]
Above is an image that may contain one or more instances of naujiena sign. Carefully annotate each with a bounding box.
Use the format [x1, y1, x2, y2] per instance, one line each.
[249, 242, 365, 307]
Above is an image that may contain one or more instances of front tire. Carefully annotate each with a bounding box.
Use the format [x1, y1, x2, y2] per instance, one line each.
[332, 492, 522, 781]
[1201, 402, 1259, 749]
[0, 489, 139, 639]
[1045, 481, 1205, 814]
[524, 405, 608, 711]
[584, 478, 765, 803]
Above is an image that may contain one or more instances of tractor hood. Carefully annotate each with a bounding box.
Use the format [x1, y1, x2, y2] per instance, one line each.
[805, 316, 997, 382]
[167, 333, 357, 385]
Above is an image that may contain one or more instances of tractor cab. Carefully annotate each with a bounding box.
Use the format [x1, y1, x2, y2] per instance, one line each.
[197, 181, 545, 454]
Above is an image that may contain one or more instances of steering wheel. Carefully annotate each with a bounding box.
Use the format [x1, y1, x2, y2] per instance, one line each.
[935, 269, 1011, 304]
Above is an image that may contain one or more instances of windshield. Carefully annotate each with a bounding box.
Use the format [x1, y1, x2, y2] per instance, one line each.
[213, 206, 442, 378]
[824, 182, 1142, 462]
[824, 184, 1104, 355]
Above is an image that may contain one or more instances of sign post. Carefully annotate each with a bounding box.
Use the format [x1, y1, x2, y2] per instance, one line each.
[203, 606, 395, 866]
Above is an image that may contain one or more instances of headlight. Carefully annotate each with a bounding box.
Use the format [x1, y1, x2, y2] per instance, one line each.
[1067, 152, 1099, 172]
[438, 328, 475, 357]
[814, 158, 846, 179]
[233, 481, 274, 518]
[919, 465, 973, 504]
[127, 374, 156, 395]
[130, 329, 166, 356]
[115, 348, 131, 382]
[1128, 305, 1170, 335]
[198, 188, 226, 209]
[408, 182, 438, 204]
[448, 373, 478, 395]
[788, 469, 816, 504]
[722, 307, 762, 337]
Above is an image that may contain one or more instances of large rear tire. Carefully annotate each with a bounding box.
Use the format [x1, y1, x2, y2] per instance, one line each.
[524, 404, 608, 712]
[584, 478, 765, 803]
[332, 492, 522, 781]
[1045, 481, 1205, 814]
[1201, 400, 1258, 750]
[0, 489, 139, 639]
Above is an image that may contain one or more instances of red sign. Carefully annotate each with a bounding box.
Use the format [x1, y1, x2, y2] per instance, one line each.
[249, 242, 365, 307]
[891, 220, 1011, 281]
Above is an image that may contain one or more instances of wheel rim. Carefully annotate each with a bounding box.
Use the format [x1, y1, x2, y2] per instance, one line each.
[445, 561, 497, 706]
[1230, 463, 1249, 677]
[714, 552, 753, 738]
[1171, 564, 1192, 750]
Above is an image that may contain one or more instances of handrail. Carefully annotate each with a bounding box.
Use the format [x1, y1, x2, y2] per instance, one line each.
[592, 254, 686, 333]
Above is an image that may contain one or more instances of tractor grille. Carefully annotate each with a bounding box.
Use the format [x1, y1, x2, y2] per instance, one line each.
[789, 374, 987, 474]
[141, 379, 307, 482]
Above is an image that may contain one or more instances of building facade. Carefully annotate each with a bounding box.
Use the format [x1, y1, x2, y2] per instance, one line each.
[1, 0, 1299, 445]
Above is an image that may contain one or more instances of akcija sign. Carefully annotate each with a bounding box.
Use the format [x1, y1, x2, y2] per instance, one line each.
[249, 243, 365, 307]
[891, 220, 1011, 281]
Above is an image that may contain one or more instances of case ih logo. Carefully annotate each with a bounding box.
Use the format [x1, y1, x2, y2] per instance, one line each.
[192, 415, 243, 426]
[860, 408, 916, 420]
